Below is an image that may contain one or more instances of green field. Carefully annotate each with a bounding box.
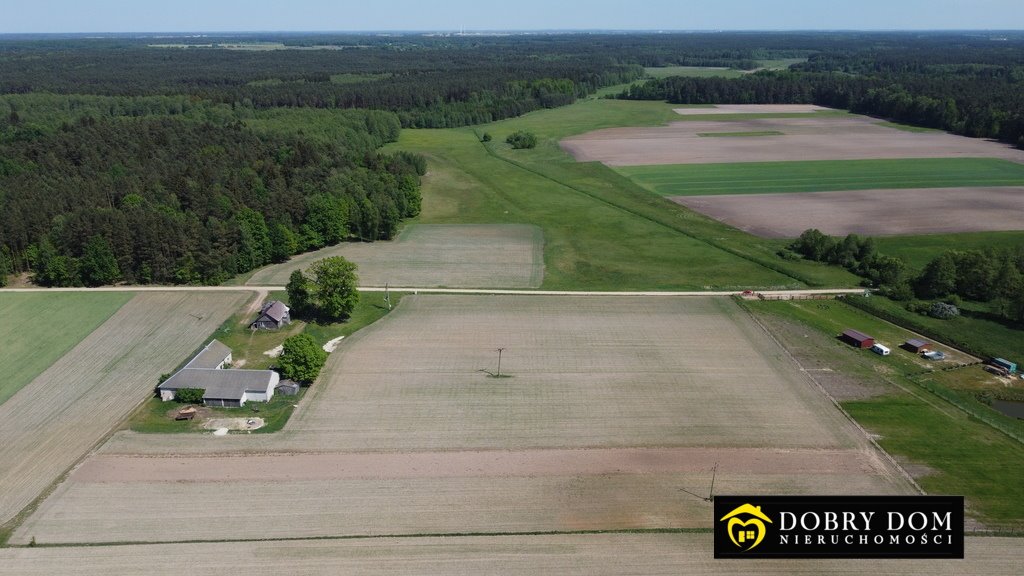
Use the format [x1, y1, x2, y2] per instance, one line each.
[643, 66, 746, 79]
[876, 231, 1024, 271]
[387, 98, 857, 289]
[617, 158, 1024, 197]
[0, 292, 132, 406]
[746, 299, 1024, 529]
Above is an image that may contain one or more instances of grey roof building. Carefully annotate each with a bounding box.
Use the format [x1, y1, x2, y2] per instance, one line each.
[157, 339, 279, 408]
[250, 300, 291, 330]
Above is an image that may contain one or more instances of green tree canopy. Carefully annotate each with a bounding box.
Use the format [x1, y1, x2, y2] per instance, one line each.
[79, 235, 121, 286]
[309, 256, 360, 321]
[278, 333, 327, 384]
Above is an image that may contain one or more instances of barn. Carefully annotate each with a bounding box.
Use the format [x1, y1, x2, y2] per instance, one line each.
[903, 339, 931, 353]
[157, 339, 279, 407]
[250, 300, 291, 330]
[840, 329, 875, 349]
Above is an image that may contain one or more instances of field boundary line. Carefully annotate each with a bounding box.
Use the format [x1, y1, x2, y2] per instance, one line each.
[1, 286, 868, 296]
[10, 527, 712, 549]
[735, 299, 926, 496]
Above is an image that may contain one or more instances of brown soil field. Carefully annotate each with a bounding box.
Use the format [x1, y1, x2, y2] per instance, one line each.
[560, 115, 1024, 166]
[0, 292, 247, 525]
[673, 104, 829, 115]
[245, 224, 544, 287]
[672, 186, 1024, 238]
[1, 534, 1020, 575]
[15, 295, 914, 545]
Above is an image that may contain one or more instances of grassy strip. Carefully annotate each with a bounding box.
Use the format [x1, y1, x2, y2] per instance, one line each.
[697, 130, 783, 137]
[616, 157, 1024, 197]
[843, 295, 1024, 362]
[644, 66, 745, 79]
[0, 292, 133, 406]
[875, 231, 1024, 271]
[745, 299, 1024, 529]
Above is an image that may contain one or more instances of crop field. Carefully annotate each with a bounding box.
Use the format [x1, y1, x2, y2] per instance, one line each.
[245, 224, 544, 288]
[560, 115, 1024, 166]
[1, 534, 1021, 576]
[16, 295, 912, 544]
[672, 104, 828, 115]
[0, 291, 246, 526]
[673, 186, 1024, 237]
[618, 157, 1024, 197]
[0, 292, 131, 406]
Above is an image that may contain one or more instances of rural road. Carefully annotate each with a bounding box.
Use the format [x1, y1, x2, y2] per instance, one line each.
[1, 286, 868, 297]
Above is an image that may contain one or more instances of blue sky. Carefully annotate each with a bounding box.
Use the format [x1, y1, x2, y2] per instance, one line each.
[2, 1, 1022, 33]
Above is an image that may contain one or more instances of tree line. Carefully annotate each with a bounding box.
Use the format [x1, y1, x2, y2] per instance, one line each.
[617, 35, 1024, 148]
[789, 229, 1024, 323]
[0, 114, 423, 286]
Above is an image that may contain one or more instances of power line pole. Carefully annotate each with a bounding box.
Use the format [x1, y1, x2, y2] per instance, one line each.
[496, 347, 505, 378]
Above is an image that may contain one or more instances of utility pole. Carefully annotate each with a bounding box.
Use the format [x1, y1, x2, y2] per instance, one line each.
[384, 282, 392, 310]
[496, 347, 505, 378]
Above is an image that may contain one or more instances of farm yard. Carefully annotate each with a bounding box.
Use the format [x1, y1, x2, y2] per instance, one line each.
[560, 114, 1024, 166]
[12, 295, 914, 545]
[673, 186, 1024, 237]
[0, 291, 247, 526]
[245, 224, 544, 288]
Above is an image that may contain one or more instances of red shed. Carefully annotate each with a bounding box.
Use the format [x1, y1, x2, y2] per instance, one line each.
[903, 339, 931, 353]
[841, 329, 875, 349]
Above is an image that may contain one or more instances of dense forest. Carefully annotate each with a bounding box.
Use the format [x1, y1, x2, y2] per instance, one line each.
[3, 32, 1024, 286]
[617, 34, 1024, 148]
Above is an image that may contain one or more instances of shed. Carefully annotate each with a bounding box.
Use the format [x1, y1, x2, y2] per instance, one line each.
[903, 339, 931, 353]
[992, 358, 1018, 374]
[276, 380, 300, 396]
[250, 300, 291, 330]
[840, 329, 875, 349]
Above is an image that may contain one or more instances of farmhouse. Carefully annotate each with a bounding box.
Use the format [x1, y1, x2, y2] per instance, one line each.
[840, 329, 875, 349]
[157, 339, 279, 407]
[903, 339, 931, 353]
[250, 300, 291, 330]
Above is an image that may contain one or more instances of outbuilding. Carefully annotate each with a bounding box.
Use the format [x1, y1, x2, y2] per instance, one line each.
[157, 339, 279, 407]
[903, 339, 931, 353]
[250, 300, 291, 330]
[992, 358, 1018, 374]
[840, 329, 875, 349]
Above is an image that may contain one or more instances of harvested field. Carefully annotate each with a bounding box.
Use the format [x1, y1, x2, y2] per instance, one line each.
[673, 186, 1024, 238]
[1, 534, 1020, 575]
[673, 104, 829, 115]
[245, 224, 544, 287]
[0, 292, 246, 525]
[0, 292, 131, 406]
[560, 115, 1024, 166]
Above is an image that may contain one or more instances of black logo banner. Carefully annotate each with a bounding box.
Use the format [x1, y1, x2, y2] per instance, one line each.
[714, 495, 964, 559]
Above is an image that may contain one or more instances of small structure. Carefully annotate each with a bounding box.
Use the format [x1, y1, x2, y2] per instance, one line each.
[923, 350, 946, 361]
[992, 358, 1018, 374]
[840, 329, 875, 349]
[871, 343, 891, 356]
[276, 380, 300, 396]
[903, 339, 931, 353]
[250, 300, 291, 330]
[157, 339, 279, 407]
[175, 406, 197, 421]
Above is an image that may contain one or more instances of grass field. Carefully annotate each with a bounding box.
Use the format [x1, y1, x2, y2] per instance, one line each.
[0, 292, 246, 527]
[246, 224, 544, 288]
[617, 157, 1024, 196]
[643, 66, 746, 78]
[697, 130, 784, 137]
[746, 299, 1024, 529]
[0, 292, 131, 406]
[385, 99, 857, 289]
[2, 534, 1020, 576]
[875, 231, 1024, 271]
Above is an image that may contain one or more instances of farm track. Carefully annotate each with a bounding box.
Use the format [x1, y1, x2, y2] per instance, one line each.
[0, 292, 247, 526]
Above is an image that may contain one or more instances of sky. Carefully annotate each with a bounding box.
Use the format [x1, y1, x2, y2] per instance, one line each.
[1, 0, 1022, 34]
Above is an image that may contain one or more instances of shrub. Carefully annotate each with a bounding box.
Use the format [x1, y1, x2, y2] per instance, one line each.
[278, 333, 328, 384]
[928, 301, 960, 319]
[506, 130, 538, 149]
[481, 132, 492, 142]
[176, 388, 204, 404]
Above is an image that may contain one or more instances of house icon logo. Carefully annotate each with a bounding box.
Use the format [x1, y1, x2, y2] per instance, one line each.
[719, 503, 773, 551]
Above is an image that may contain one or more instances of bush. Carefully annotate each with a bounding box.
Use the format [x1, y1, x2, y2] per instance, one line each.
[175, 388, 204, 404]
[506, 130, 538, 149]
[928, 301, 960, 319]
[905, 300, 929, 315]
[481, 132, 492, 142]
